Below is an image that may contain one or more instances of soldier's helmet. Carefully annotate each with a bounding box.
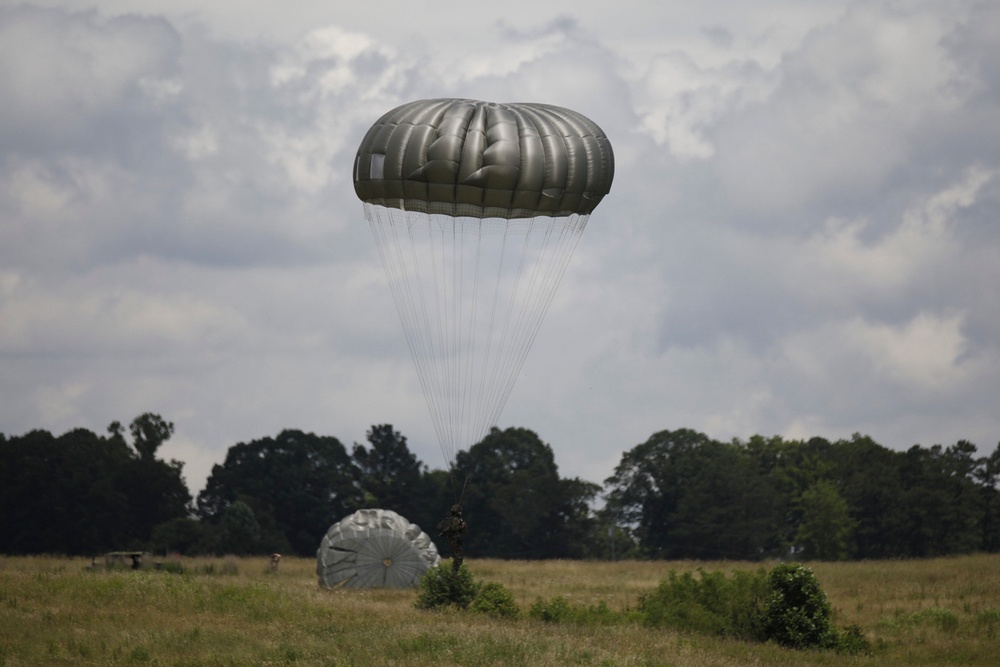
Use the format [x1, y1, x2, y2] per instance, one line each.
[451, 504, 463, 515]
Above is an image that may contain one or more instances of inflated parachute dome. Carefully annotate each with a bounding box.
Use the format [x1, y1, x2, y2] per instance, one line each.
[354, 99, 614, 466]
[316, 509, 439, 589]
[354, 98, 614, 218]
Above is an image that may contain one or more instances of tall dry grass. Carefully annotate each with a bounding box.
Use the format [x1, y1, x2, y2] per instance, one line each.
[1, 554, 997, 666]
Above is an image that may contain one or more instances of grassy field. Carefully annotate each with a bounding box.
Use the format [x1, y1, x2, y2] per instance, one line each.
[1, 554, 998, 666]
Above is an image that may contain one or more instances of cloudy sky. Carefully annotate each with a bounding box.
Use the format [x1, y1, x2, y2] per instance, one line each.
[2, 0, 998, 496]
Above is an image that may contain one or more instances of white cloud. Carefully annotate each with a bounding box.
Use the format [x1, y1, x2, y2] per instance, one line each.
[634, 51, 774, 159]
[0, 6, 179, 142]
[777, 312, 972, 397]
[170, 124, 219, 160]
[1, 157, 73, 220]
[850, 313, 969, 389]
[711, 2, 966, 215]
[757, 165, 995, 309]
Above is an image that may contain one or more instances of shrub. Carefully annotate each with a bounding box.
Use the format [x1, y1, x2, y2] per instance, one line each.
[835, 624, 872, 655]
[638, 568, 769, 640]
[762, 563, 836, 649]
[529, 596, 572, 623]
[415, 564, 478, 611]
[639, 563, 869, 654]
[470, 582, 519, 619]
[574, 600, 626, 625]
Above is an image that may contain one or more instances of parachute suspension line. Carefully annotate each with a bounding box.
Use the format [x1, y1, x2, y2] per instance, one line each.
[487, 214, 589, 432]
[469, 219, 511, 452]
[458, 220, 484, 467]
[366, 204, 589, 473]
[474, 214, 590, 440]
[366, 204, 453, 466]
[415, 209, 457, 465]
[449, 217, 464, 466]
[476, 220, 533, 440]
[420, 211, 445, 457]
[401, 211, 449, 459]
[457, 473, 471, 506]
[443, 463, 472, 508]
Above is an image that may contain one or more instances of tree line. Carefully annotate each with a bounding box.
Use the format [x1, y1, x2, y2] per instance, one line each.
[2, 415, 998, 561]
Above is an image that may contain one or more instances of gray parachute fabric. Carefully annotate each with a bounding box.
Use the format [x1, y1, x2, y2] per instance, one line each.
[316, 509, 440, 589]
[353, 98, 614, 219]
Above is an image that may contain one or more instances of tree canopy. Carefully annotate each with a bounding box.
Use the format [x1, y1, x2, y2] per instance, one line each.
[2, 417, 998, 561]
[454, 427, 599, 559]
[196, 429, 361, 556]
[0, 415, 190, 555]
[604, 429, 1000, 560]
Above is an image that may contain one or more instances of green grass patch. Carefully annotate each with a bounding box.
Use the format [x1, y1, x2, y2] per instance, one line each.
[2, 555, 1000, 666]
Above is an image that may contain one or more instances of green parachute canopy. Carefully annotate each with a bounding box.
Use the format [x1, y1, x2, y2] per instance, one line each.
[354, 99, 614, 467]
[353, 98, 614, 219]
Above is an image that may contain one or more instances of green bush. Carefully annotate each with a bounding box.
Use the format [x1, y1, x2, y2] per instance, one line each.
[529, 596, 573, 623]
[638, 568, 769, 640]
[470, 582, 519, 619]
[574, 600, 626, 625]
[414, 564, 478, 611]
[835, 624, 872, 655]
[762, 563, 836, 649]
[639, 563, 870, 654]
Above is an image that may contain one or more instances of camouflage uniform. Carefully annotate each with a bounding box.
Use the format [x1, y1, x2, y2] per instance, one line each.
[437, 504, 467, 572]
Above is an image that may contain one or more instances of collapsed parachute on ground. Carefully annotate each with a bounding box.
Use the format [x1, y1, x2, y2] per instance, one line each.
[316, 509, 440, 589]
[354, 98, 614, 468]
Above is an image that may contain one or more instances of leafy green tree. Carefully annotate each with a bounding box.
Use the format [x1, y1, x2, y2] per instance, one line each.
[124, 413, 175, 461]
[670, 440, 781, 559]
[110, 415, 190, 543]
[745, 435, 833, 552]
[217, 500, 262, 555]
[794, 480, 854, 560]
[896, 442, 982, 556]
[558, 477, 602, 558]
[6, 428, 133, 553]
[453, 427, 597, 559]
[0, 416, 190, 555]
[588, 508, 640, 561]
[604, 429, 782, 559]
[197, 430, 361, 556]
[352, 424, 426, 513]
[976, 445, 1000, 552]
[604, 428, 712, 557]
[149, 517, 209, 555]
[828, 434, 908, 558]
